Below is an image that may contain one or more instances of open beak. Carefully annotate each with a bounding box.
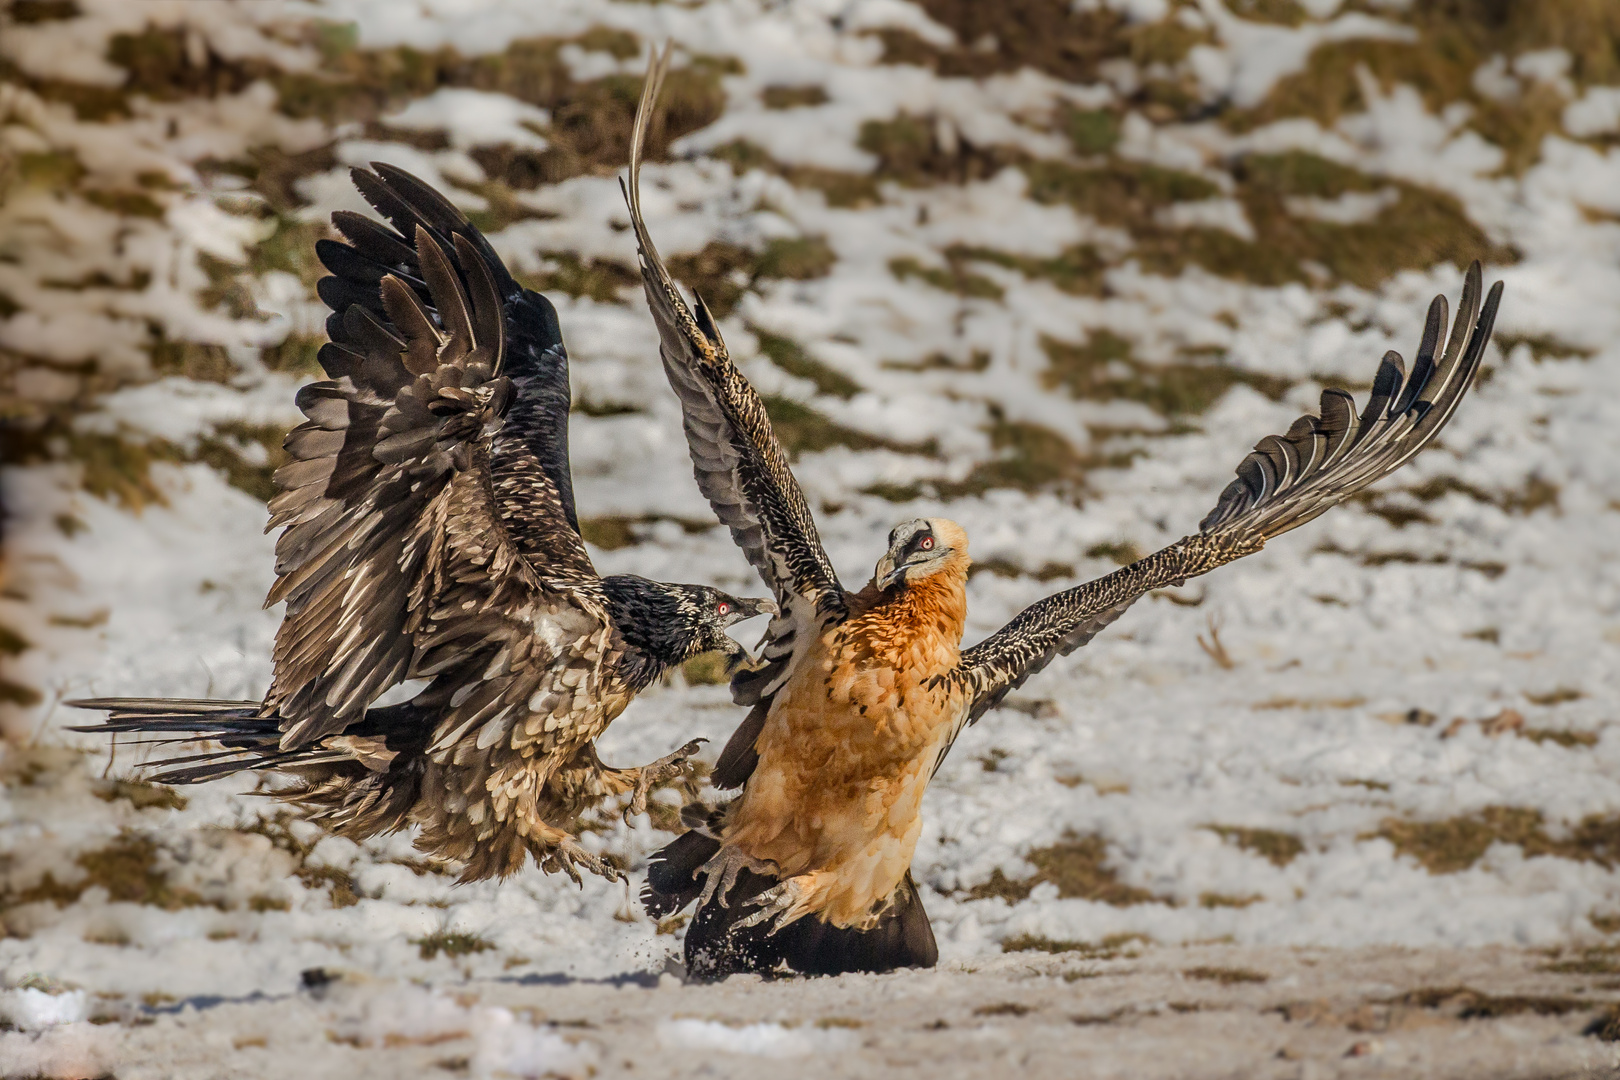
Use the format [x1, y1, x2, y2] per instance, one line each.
[875, 554, 904, 590]
[739, 597, 778, 619]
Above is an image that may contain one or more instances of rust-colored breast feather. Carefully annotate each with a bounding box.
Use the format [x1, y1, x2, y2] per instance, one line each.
[726, 556, 970, 928]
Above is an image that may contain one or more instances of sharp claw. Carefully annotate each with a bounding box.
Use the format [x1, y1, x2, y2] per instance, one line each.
[624, 738, 713, 824]
[733, 879, 803, 934]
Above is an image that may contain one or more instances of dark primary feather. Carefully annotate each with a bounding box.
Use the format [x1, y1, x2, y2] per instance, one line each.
[72, 164, 776, 883]
[264, 166, 594, 749]
[623, 45, 848, 724]
[949, 263, 1503, 733]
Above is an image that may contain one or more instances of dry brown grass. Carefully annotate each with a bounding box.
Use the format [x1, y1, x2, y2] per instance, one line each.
[968, 834, 1163, 906]
[1001, 931, 1149, 957]
[1208, 826, 1304, 866]
[1232, 0, 1620, 173]
[1373, 807, 1620, 874]
[10, 831, 214, 912]
[1184, 965, 1269, 984]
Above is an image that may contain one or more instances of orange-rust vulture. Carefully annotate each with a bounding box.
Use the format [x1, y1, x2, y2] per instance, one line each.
[626, 49, 1503, 978]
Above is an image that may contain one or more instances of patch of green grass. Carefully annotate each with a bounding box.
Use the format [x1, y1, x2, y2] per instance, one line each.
[1024, 158, 1220, 225]
[752, 326, 860, 399]
[1001, 931, 1149, 958]
[971, 558, 1074, 582]
[859, 112, 1027, 187]
[17, 149, 87, 189]
[1227, 0, 1306, 26]
[1388, 985, 1593, 1019]
[83, 188, 164, 219]
[711, 140, 882, 208]
[13, 832, 212, 911]
[517, 252, 638, 305]
[1401, 474, 1560, 516]
[0, 678, 44, 707]
[1199, 892, 1264, 909]
[1025, 149, 1513, 288]
[889, 255, 1004, 300]
[262, 334, 325, 377]
[1062, 107, 1120, 155]
[873, 0, 1210, 127]
[93, 779, 188, 812]
[1184, 965, 1269, 984]
[1542, 945, 1620, 975]
[968, 834, 1161, 906]
[1041, 331, 1292, 417]
[62, 431, 183, 511]
[932, 413, 1098, 501]
[238, 814, 361, 909]
[754, 235, 837, 281]
[762, 396, 915, 458]
[0, 625, 29, 656]
[578, 514, 715, 551]
[1229, 0, 1620, 172]
[1522, 728, 1599, 749]
[247, 215, 328, 286]
[412, 931, 495, 960]
[9, 1, 81, 23]
[194, 421, 291, 503]
[272, 32, 730, 186]
[1207, 826, 1305, 867]
[946, 243, 1109, 297]
[882, 413, 1144, 505]
[1494, 334, 1596, 362]
[763, 84, 828, 109]
[667, 236, 837, 319]
[1373, 807, 1620, 874]
[1085, 540, 1141, 565]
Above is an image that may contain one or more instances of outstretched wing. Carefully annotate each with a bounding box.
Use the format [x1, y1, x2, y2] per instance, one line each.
[624, 46, 846, 718]
[265, 165, 599, 748]
[949, 262, 1504, 731]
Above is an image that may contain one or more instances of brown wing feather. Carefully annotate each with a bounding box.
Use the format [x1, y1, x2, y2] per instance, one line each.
[948, 264, 1504, 741]
[624, 45, 846, 734]
[266, 196, 597, 748]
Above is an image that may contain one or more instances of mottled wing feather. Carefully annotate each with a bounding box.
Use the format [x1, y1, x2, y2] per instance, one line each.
[265, 167, 602, 748]
[950, 264, 1503, 736]
[624, 46, 846, 713]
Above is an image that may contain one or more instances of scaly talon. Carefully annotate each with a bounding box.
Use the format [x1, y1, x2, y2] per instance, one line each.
[542, 836, 622, 886]
[735, 877, 807, 935]
[695, 845, 776, 910]
[624, 738, 708, 823]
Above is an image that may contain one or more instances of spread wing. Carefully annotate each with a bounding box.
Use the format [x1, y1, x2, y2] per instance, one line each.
[948, 262, 1503, 735]
[265, 164, 600, 748]
[624, 46, 846, 726]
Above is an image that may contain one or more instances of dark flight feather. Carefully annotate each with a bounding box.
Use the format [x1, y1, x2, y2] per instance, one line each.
[950, 264, 1502, 733]
[622, 44, 849, 750]
[71, 165, 771, 883]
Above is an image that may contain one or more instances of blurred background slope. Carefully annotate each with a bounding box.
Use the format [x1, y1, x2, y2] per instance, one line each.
[1, 0, 1620, 1039]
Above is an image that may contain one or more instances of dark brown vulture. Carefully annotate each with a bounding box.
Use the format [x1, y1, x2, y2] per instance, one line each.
[72, 164, 771, 885]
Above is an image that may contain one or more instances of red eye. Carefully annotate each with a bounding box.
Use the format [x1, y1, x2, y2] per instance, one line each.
[717, 602, 730, 615]
[919, 536, 934, 550]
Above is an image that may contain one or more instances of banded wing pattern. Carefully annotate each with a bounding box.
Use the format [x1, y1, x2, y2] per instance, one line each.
[266, 193, 520, 745]
[950, 263, 1503, 733]
[623, 46, 848, 783]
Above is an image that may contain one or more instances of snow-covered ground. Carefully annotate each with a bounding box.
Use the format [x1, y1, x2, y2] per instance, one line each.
[3, 0, 1620, 1075]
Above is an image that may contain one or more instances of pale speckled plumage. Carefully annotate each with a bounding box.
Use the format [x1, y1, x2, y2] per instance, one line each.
[72, 163, 769, 885]
[627, 45, 1503, 973]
